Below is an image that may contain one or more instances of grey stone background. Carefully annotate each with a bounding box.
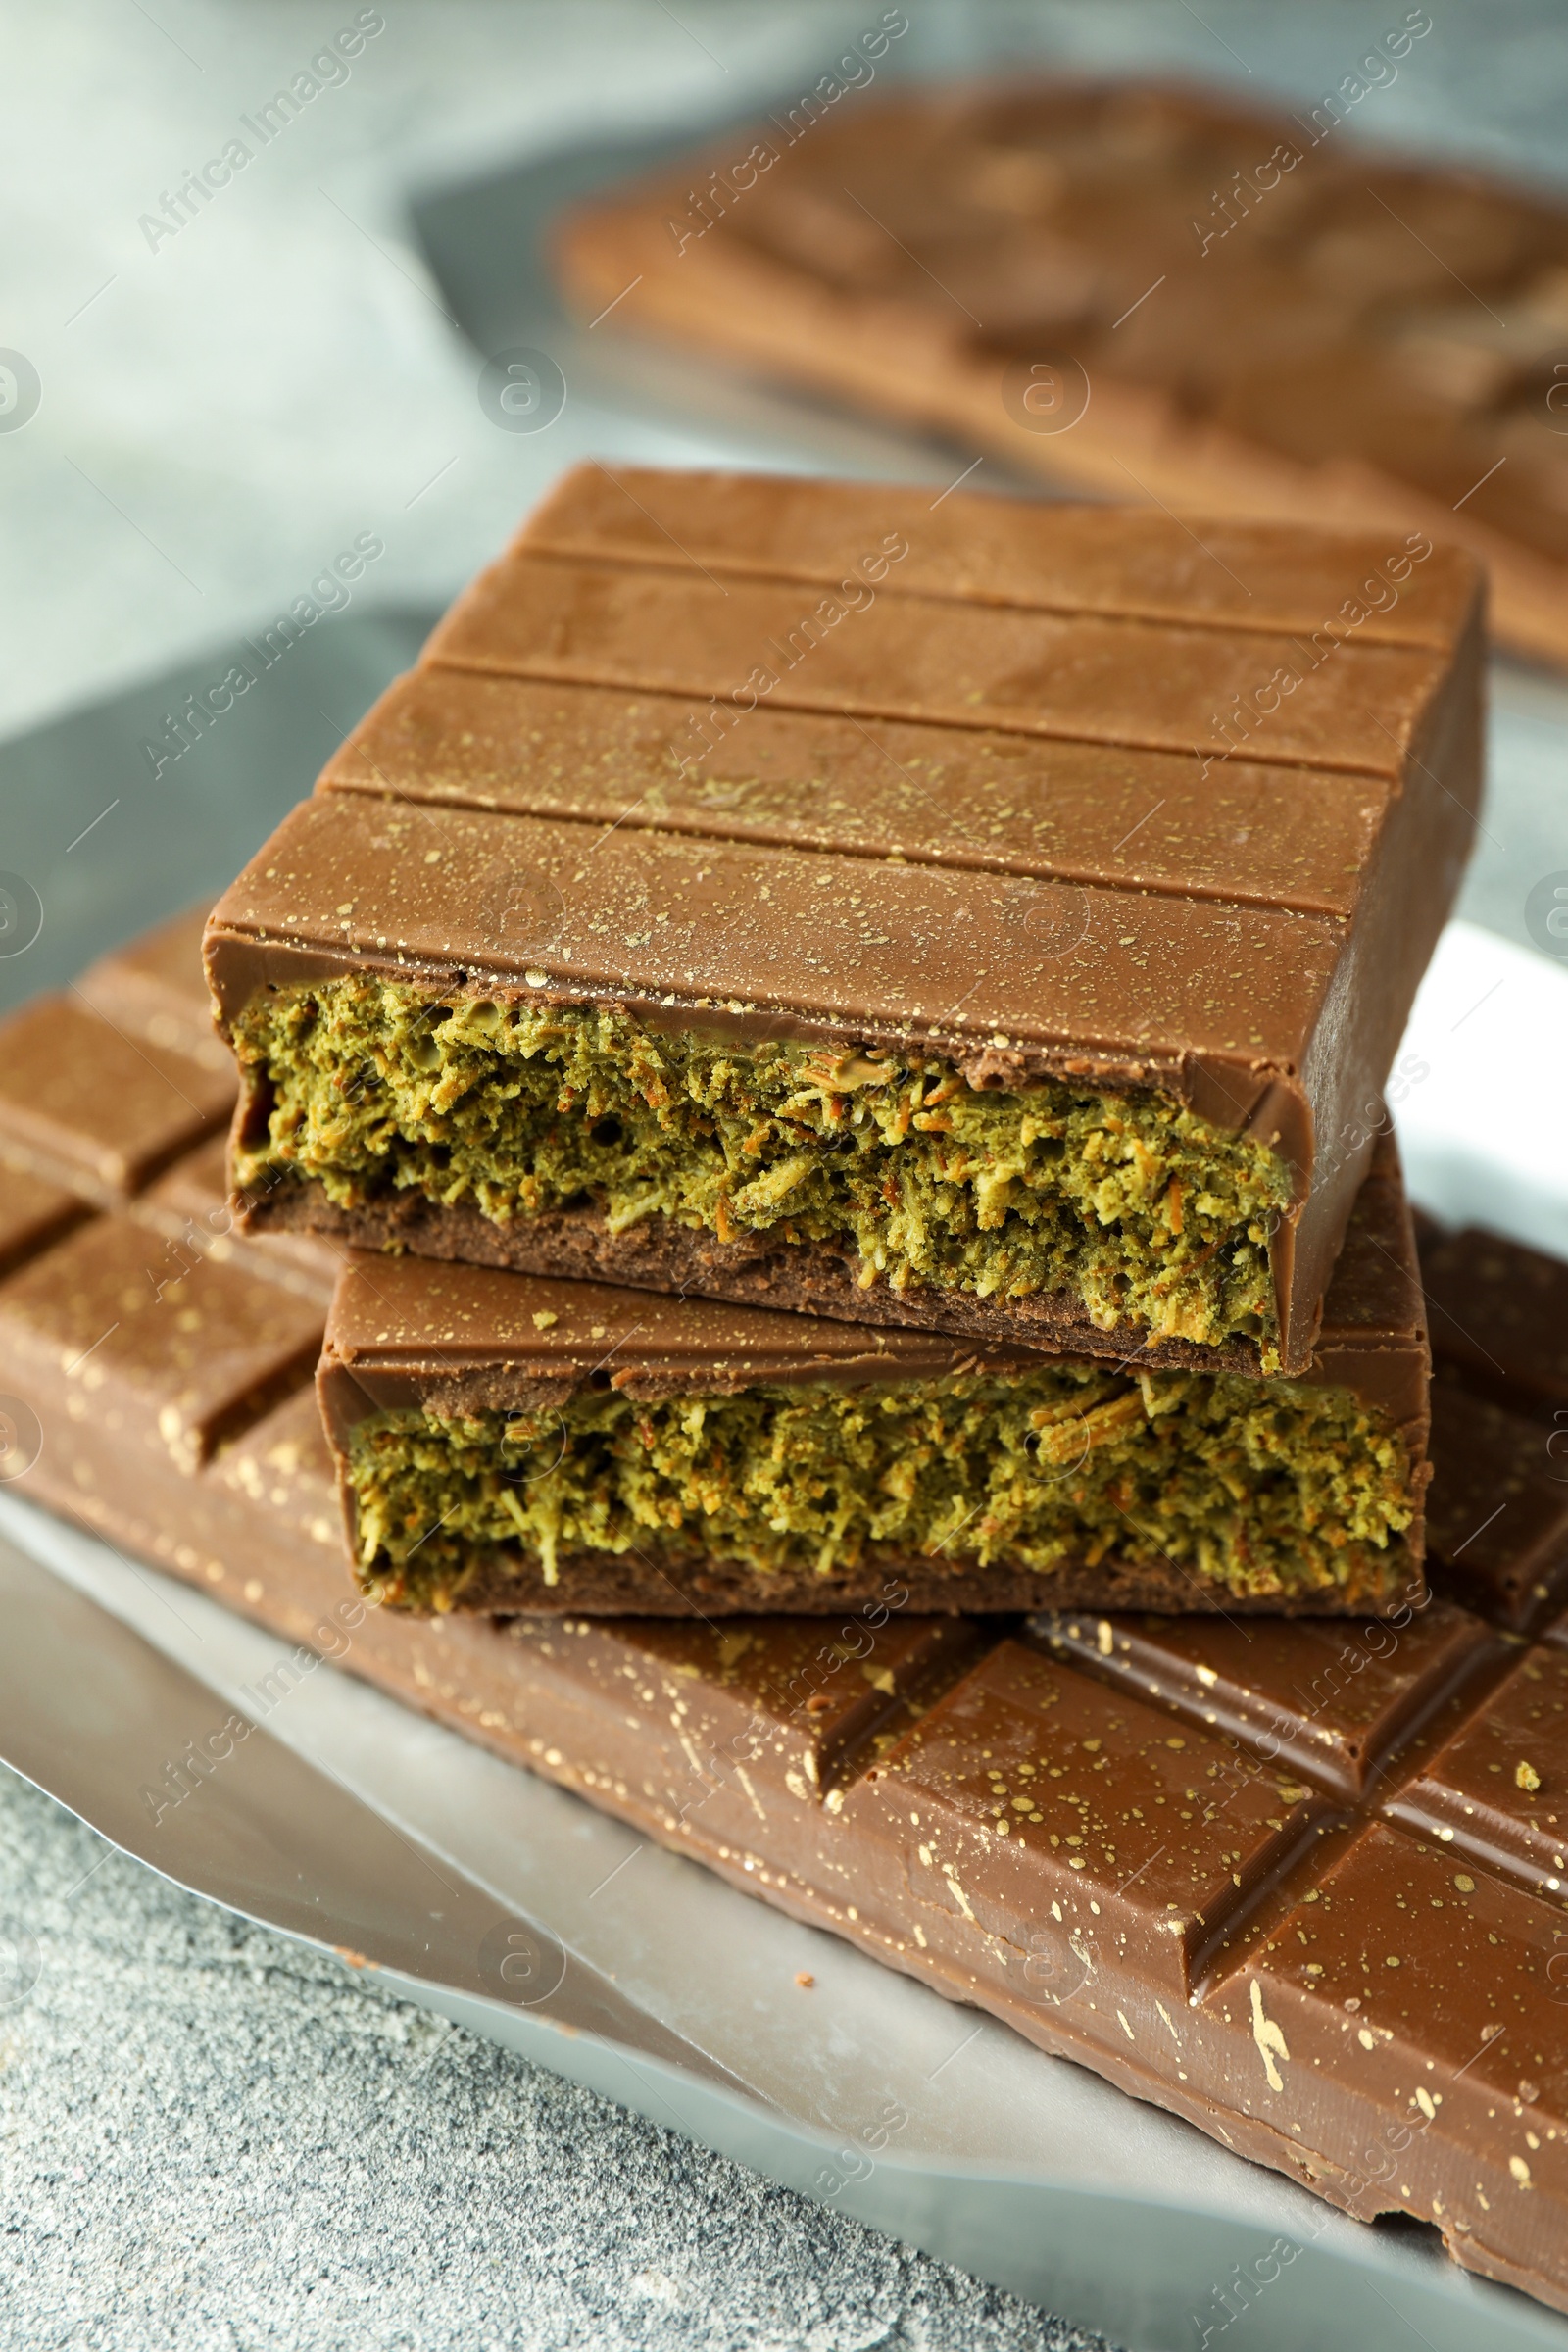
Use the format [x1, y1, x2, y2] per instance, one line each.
[3, 3, 1567, 2346]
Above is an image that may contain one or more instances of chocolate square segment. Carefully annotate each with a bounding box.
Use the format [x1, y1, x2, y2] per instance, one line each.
[77, 905, 235, 1070]
[1384, 1646, 1568, 1895]
[1231, 1821, 1568, 2197]
[1033, 1599, 1490, 1802]
[207, 467, 1481, 1380]
[841, 1637, 1328, 1997]
[314, 1134, 1429, 1619]
[0, 1215, 321, 1474]
[0, 995, 234, 1204]
[1424, 1384, 1568, 1632]
[0, 1162, 87, 1279]
[542, 1613, 985, 1815]
[1424, 1225, 1568, 1420]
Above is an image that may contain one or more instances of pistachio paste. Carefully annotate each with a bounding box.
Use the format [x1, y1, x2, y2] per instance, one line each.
[234, 978, 1294, 1356]
[344, 1355, 1413, 1613]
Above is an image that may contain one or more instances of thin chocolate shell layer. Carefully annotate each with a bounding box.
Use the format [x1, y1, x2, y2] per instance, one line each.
[206, 465, 1482, 1377]
[556, 78, 1568, 667]
[4, 915, 1568, 2311]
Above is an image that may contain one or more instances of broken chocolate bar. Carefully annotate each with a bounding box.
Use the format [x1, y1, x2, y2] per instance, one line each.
[316, 1127, 1428, 1618]
[3, 913, 1568, 2314]
[206, 466, 1482, 1378]
[557, 77, 1568, 667]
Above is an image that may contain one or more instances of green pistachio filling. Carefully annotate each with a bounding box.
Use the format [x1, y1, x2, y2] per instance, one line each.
[234, 979, 1294, 1355]
[346, 1360, 1413, 1612]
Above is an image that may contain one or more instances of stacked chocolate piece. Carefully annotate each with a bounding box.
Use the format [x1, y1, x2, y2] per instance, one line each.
[12, 467, 1568, 2307]
[205, 465, 1481, 1625]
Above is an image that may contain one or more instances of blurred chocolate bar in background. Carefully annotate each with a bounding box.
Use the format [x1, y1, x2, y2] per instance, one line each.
[557, 77, 1568, 665]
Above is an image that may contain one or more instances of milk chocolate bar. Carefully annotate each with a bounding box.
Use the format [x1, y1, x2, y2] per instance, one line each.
[3, 922, 1568, 2314]
[556, 78, 1568, 667]
[205, 466, 1482, 1379]
[316, 1130, 1429, 1618]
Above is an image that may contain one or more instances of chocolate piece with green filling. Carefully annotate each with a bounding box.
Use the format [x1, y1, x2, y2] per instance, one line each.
[317, 1133, 1429, 1617]
[206, 466, 1483, 1375]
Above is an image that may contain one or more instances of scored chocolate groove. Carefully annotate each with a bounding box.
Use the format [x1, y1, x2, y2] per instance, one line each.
[5, 909, 1568, 2311]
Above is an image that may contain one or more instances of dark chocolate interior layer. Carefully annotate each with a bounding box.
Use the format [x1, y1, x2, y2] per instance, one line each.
[206, 466, 1482, 1376]
[555, 79, 1568, 668]
[3, 911, 1568, 2314]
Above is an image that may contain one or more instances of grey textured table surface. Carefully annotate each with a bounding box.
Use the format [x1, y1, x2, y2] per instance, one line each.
[0, 1773, 1105, 2352]
[4, 2, 1568, 2346]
